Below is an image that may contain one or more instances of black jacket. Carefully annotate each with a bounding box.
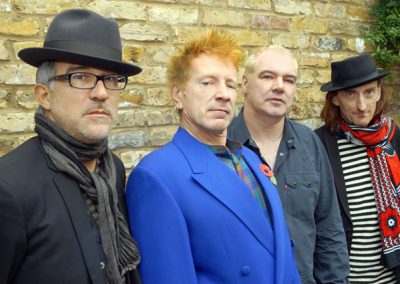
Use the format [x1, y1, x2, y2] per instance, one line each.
[0, 137, 141, 284]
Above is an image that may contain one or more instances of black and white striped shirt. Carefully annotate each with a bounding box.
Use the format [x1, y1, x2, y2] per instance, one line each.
[338, 138, 396, 283]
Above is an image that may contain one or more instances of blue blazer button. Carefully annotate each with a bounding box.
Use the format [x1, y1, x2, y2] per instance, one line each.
[241, 266, 251, 276]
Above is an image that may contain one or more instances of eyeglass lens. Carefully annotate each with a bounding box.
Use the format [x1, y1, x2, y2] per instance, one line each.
[69, 73, 127, 90]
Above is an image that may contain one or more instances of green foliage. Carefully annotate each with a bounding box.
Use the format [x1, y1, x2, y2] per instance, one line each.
[364, 0, 400, 71]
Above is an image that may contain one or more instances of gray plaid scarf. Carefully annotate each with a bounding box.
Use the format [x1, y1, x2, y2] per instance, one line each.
[34, 107, 140, 283]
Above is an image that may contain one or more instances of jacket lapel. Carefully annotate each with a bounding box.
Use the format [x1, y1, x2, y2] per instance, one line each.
[243, 147, 288, 283]
[54, 173, 105, 283]
[322, 129, 351, 222]
[173, 128, 275, 255]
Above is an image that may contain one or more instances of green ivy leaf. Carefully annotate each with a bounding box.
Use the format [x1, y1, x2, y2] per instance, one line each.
[363, 0, 400, 72]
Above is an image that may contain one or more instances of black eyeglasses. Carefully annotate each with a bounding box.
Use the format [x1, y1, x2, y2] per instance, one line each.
[48, 72, 128, 90]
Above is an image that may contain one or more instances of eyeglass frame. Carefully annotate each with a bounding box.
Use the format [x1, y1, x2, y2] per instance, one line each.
[47, 72, 128, 90]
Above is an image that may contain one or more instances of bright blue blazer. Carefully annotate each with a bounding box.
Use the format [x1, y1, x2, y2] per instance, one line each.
[126, 128, 300, 284]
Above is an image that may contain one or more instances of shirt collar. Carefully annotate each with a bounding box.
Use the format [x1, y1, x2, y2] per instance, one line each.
[206, 139, 243, 158]
[283, 121, 296, 149]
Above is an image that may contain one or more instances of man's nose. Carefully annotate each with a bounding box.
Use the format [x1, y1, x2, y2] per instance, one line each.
[89, 80, 109, 100]
[272, 77, 284, 92]
[216, 84, 233, 100]
[356, 95, 367, 111]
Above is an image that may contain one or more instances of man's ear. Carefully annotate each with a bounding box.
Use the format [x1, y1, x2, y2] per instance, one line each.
[376, 84, 382, 102]
[171, 83, 183, 110]
[242, 75, 248, 97]
[332, 95, 339, 107]
[34, 84, 51, 110]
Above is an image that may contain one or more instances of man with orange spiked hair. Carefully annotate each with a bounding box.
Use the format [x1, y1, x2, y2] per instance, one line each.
[125, 28, 300, 284]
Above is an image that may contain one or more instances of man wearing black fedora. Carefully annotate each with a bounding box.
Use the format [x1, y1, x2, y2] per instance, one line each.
[0, 9, 142, 284]
[316, 53, 400, 283]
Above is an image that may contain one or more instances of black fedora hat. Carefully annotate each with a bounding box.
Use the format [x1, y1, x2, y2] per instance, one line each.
[320, 53, 388, 92]
[18, 9, 141, 76]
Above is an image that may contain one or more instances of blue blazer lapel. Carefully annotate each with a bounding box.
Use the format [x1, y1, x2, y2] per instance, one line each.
[173, 128, 275, 255]
[242, 147, 289, 283]
[54, 173, 105, 283]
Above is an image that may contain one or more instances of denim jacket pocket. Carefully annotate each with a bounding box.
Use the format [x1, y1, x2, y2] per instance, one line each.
[285, 173, 318, 221]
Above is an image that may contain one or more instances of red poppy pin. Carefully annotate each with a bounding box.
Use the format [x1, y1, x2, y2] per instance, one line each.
[260, 164, 273, 177]
[259, 164, 277, 185]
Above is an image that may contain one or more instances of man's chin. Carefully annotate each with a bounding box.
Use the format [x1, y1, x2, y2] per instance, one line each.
[208, 123, 229, 134]
[78, 126, 111, 144]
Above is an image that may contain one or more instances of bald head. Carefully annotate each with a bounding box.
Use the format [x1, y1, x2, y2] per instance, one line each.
[244, 46, 298, 78]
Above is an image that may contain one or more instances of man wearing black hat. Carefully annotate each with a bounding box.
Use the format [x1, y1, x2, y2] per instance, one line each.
[0, 9, 142, 284]
[316, 53, 400, 283]
[228, 46, 349, 284]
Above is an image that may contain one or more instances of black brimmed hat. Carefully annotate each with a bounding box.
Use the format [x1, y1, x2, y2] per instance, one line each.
[320, 53, 388, 92]
[18, 9, 142, 76]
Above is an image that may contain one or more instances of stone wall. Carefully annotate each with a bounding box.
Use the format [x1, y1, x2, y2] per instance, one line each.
[0, 0, 398, 169]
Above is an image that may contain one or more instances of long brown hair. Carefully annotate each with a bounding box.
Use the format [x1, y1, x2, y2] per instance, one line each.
[320, 80, 388, 133]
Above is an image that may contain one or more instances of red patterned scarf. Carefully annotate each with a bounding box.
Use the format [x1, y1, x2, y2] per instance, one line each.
[338, 113, 400, 268]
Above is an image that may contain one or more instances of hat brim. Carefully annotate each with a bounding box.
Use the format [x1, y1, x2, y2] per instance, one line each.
[320, 70, 389, 92]
[18, 47, 142, 76]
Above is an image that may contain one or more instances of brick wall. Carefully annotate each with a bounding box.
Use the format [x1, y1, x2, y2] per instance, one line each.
[0, 0, 398, 169]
